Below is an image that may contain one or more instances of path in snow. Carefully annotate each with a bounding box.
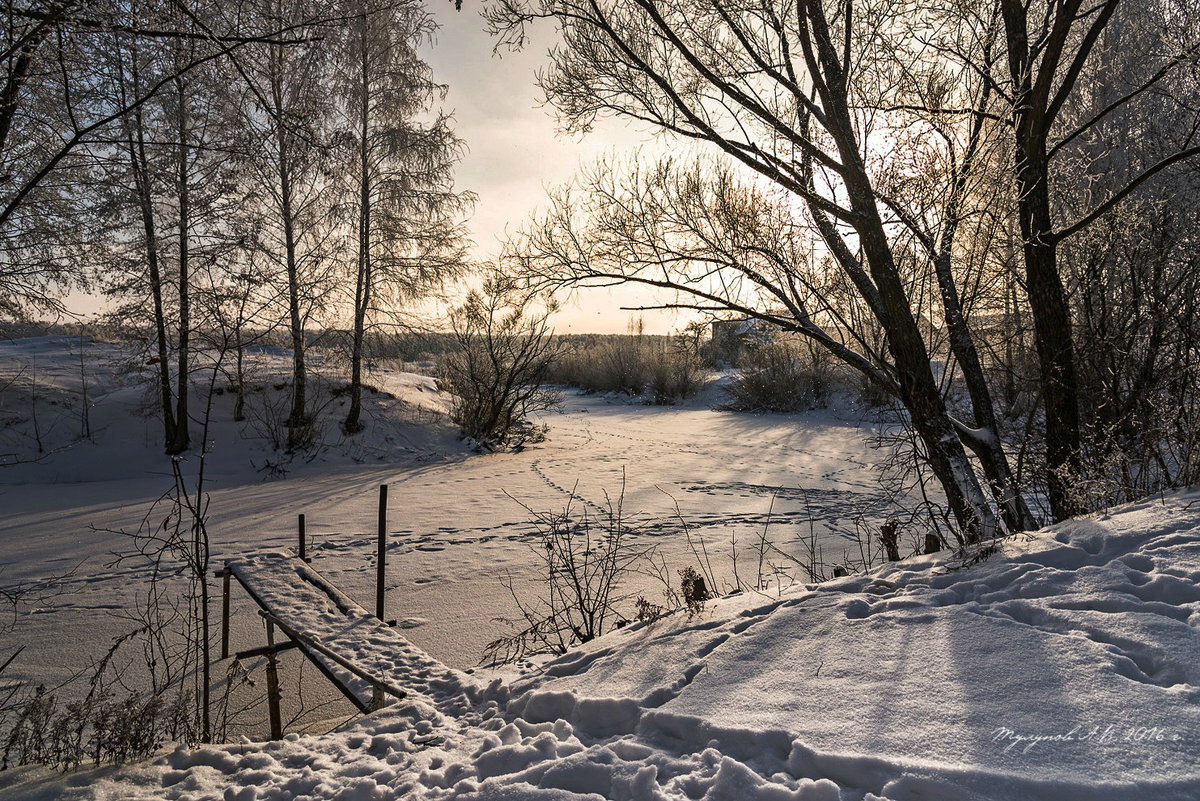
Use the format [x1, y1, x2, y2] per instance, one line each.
[5, 493, 1198, 801]
[1, 337, 896, 738]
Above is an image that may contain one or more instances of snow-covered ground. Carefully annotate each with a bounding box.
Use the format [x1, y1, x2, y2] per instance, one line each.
[4, 335, 1195, 800]
[0, 336, 893, 730]
[6, 492, 1200, 800]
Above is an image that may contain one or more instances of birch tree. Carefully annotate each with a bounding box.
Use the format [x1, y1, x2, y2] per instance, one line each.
[336, 0, 471, 434]
[0, 0, 314, 319]
[93, 0, 247, 454]
[236, 0, 342, 449]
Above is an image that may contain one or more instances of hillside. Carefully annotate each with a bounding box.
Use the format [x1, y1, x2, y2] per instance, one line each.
[3, 491, 1198, 800]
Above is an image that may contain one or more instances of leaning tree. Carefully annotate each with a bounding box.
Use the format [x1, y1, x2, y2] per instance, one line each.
[492, 0, 1026, 541]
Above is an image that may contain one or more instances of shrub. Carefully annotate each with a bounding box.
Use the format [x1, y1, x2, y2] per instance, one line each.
[646, 341, 706, 404]
[0, 642, 192, 774]
[721, 341, 833, 412]
[597, 334, 648, 395]
[545, 329, 707, 404]
[483, 493, 646, 665]
[678, 566, 710, 613]
[438, 279, 561, 450]
[1, 685, 183, 772]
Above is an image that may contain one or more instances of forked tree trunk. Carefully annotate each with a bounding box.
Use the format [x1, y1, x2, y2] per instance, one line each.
[802, 2, 1001, 543]
[856, 220, 1000, 544]
[926, 72, 1040, 533]
[934, 246, 1039, 533]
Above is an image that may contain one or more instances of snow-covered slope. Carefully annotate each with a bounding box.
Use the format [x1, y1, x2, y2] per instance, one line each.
[1, 335, 892, 689]
[0, 335, 462, 484]
[6, 492, 1198, 800]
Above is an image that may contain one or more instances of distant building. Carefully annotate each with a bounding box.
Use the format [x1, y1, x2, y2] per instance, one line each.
[709, 317, 775, 364]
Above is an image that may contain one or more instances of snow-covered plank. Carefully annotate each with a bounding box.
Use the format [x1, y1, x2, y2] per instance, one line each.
[225, 551, 454, 712]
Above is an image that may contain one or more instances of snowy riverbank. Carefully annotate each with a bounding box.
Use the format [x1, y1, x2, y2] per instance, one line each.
[4, 490, 1198, 800]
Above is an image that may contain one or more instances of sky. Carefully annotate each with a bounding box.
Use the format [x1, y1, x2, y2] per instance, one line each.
[56, 2, 696, 336]
[421, 2, 692, 335]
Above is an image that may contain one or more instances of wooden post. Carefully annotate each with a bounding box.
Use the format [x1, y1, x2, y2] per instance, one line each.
[376, 484, 387, 620]
[298, 513, 306, 562]
[220, 569, 231, 660]
[371, 684, 384, 711]
[264, 620, 283, 741]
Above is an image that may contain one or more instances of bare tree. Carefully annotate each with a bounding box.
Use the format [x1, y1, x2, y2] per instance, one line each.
[978, 0, 1200, 519]
[235, 0, 344, 449]
[1048, 0, 1200, 504]
[92, 0, 246, 453]
[491, 0, 1019, 541]
[113, 6, 179, 449]
[336, 0, 472, 434]
[0, 0, 317, 319]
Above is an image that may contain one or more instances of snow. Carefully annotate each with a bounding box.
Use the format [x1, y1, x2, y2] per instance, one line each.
[1, 336, 891, 691]
[3, 336, 1198, 799]
[226, 551, 486, 711]
[6, 493, 1200, 800]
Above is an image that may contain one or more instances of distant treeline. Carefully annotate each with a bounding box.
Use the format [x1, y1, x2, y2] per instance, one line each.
[1, 321, 694, 366]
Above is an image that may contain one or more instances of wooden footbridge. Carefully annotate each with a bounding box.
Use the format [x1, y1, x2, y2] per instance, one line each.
[218, 485, 432, 739]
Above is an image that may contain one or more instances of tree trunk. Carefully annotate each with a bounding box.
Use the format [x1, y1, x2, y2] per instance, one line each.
[999, 0, 1085, 522]
[862, 218, 999, 544]
[125, 44, 177, 452]
[933, 250, 1039, 533]
[849, 190, 998, 544]
[1020, 192, 1083, 522]
[199, 567, 210, 741]
[1012, 135, 1084, 522]
[169, 74, 191, 455]
[803, 14, 1001, 543]
[268, 36, 309, 449]
[131, 136, 177, 450]
[343, 8, 371, 435]
[234, 324, 246, 422]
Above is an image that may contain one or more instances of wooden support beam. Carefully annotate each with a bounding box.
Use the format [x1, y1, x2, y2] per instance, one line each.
[376, 484, 387, 621]
[234, 640, 299, 661]
[220, 568, 231, 660]
[371, 685, 385, 711]
[298, 514, 307, 562]
[264, 620, 283, 741]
